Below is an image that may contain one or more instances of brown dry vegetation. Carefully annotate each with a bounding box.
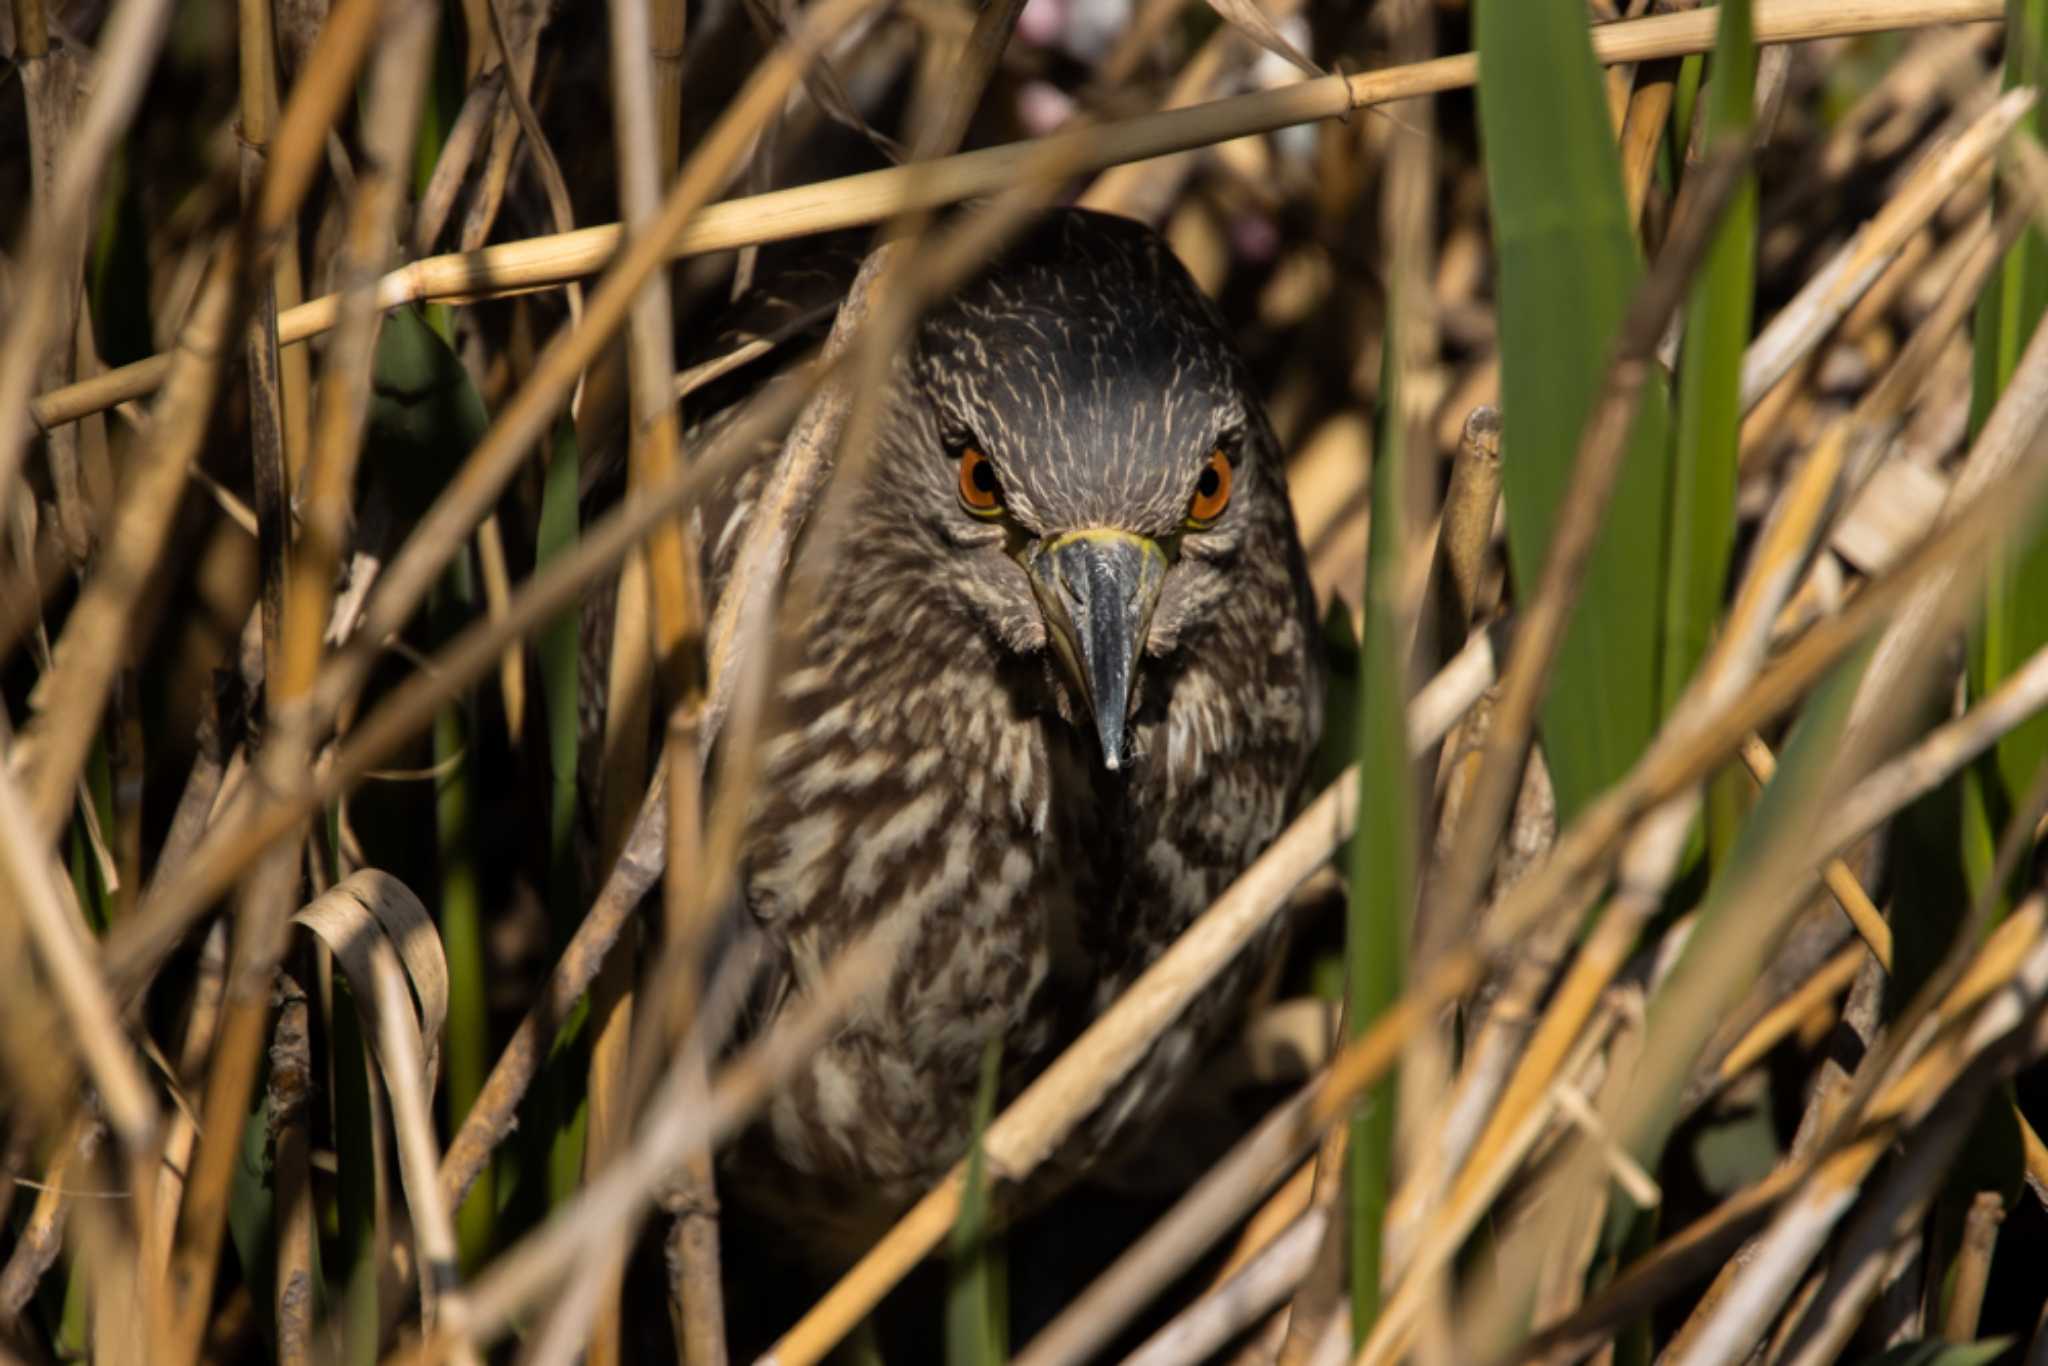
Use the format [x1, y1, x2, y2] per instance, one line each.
[5, 0, 2048, 1363]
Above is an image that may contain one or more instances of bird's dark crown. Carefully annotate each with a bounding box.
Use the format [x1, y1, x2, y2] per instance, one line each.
[911, 209, 1254, 538]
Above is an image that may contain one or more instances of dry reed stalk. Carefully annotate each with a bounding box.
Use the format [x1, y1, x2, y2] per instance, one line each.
[1822, 637, 2048, 858]
[413, 74, 503, 255]
[1077, 0, 1298, 219]
[12, 0, 95, 570]
[1943, 1189, 2003, 1342]
[16, 263, 242, 850]
[1271, 1106, 1352, 1366]
[440, 764, 668, 1203]
[161, 10, 442, 1359]
[0, 0, 174, 520]
[94, 0, 884, 1036]
[1669, 698, 2048, 1358]
[473, 0, 581, 315]
[142, 921, 224, 1307]
[1352, 1011, 1626, 1366]
[0, 1116, 95, 1324]
[1431, 183, 2023, 1260]
[456, 0, 554, 253]
[653, 0, 686, 172]
[421, 931, 878, 1355]
[1124, 1205, 1331, 1366]
[584, 2, 706, 1354]
[1376, 2, 1451, 1356]
[1742, 85, 2035, 409]
[1711, 940, 1864, 1083]
[1667, 901, 2048, 1366]
[13, 0, 396, 847]
[660, 717, 726, 1366]
[300, 0, 881, 759]
[103, 367, 772, 1053]
[1462, 310, 2048, 1364]
[23, 0, 2008, 434]
[1737, 735, 1893, 967]
[1619, 59, 1680, 226]
[269, 973, 315, 1366]
[1303, 378, 2048, 1366]
[238, 0, 291, 682]
[0, 749, 156, 1161]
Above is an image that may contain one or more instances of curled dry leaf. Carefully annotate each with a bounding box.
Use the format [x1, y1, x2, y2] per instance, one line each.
[291, 870, 449, 1103]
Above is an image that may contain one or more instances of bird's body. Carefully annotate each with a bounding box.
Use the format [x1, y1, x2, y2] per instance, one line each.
[693, 210, 1321, 1260]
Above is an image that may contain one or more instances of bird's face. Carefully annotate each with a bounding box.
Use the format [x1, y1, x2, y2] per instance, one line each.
[894, 210, 1281, 771]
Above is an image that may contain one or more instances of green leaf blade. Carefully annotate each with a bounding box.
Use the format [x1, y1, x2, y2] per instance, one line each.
[1477, 0, 1676, 822]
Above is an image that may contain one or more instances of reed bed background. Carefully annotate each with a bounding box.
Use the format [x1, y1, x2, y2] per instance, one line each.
[4, 0, 2048, 1362]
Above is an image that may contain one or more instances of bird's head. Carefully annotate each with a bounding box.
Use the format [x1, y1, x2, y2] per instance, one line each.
[888, 209, 1280, 771]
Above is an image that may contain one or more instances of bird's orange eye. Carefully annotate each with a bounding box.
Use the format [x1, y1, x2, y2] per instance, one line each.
[958, 446, 1003, 515]
[1188, 450, 1233, 526]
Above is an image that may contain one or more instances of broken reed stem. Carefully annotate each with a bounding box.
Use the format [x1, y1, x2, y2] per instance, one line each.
[1944, 1190, 2004, 1342]
[238, 0, 290, 684]
[24, 0, 2009, 434]
[1428, 406, 1503, 648]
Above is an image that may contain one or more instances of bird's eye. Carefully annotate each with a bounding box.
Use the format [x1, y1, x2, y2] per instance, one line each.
[1187, 449, 1233, 527]
[958, 446, 1004, 516]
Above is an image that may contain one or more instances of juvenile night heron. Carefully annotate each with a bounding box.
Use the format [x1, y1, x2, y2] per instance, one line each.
[699, 208, 1323, 1259]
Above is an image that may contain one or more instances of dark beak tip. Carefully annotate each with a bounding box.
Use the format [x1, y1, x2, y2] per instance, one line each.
[1031, 532, 1166, 774]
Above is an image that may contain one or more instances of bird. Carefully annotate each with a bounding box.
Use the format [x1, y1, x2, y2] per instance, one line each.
[685, 207, 1324, 1263]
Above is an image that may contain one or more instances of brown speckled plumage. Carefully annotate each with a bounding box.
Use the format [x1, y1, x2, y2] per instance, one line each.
[700, 210, 1322, 1261]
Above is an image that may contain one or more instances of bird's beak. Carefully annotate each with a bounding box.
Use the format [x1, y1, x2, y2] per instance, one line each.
[1025, 529, 1169, 771]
